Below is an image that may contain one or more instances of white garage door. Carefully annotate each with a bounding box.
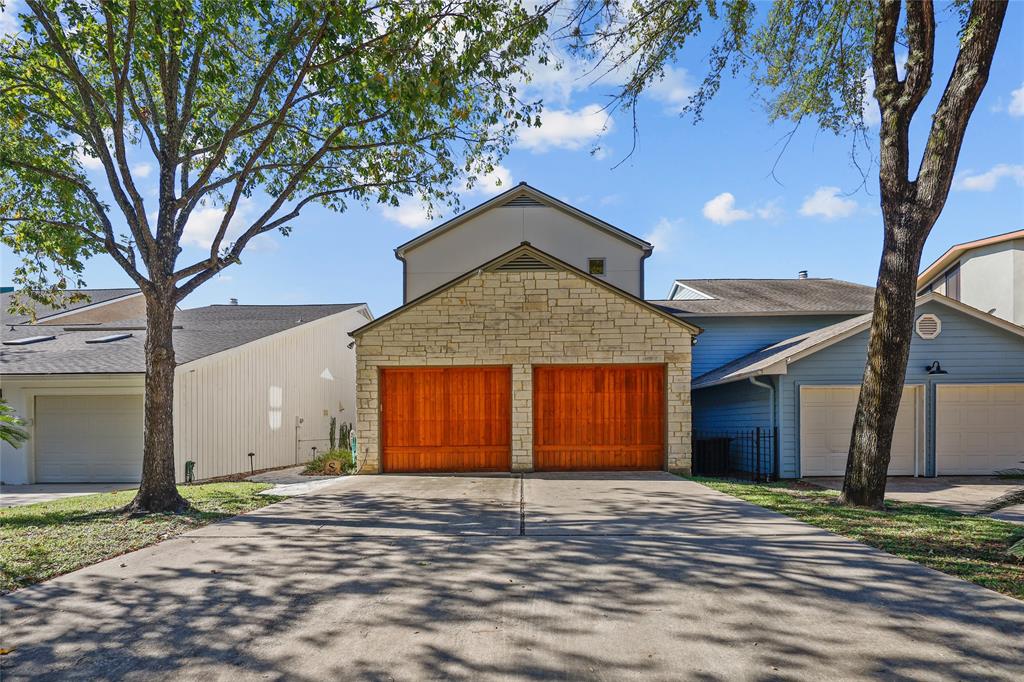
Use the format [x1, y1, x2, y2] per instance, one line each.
[34, 395, 144, 483]
[936, 384, 1024, 475]
[800, 386, 920, 477]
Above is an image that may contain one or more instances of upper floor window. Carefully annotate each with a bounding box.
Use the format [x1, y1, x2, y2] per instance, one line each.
[944, 264, 960, 301]
[930, 263, 960, 301]
[588, 258, 606, 276]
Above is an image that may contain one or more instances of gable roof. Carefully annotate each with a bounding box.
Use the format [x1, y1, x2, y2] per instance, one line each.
[1, 303, 366, 375]
[2, 288, 142, 325]
[917, 228, 1024, 288]
[692, 292, 1024, 389]
[352, 242, 700, 338]
[393, 182, 653, 257]
[652, 278, 875, 316]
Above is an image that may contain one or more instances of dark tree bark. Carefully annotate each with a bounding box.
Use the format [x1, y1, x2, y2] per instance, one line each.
[125, 287, 187, 514]
[840, 0, 1008, 508]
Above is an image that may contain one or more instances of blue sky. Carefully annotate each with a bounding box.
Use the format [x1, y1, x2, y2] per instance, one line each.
[2, 3, 1022, 316]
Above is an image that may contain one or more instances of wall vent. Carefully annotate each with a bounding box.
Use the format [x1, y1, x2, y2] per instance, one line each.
[495, 253, 555, 271]
[503, 194, 545, 208]
[915, 313, 941, 340]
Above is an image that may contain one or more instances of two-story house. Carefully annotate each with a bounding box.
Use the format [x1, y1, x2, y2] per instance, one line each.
[351, 183, 699, 475]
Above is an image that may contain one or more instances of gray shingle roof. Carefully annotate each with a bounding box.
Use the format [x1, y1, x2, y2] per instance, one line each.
[1, 288, 140, 325]
[1, 303, 364, 375]
[651, 279, 875, 316]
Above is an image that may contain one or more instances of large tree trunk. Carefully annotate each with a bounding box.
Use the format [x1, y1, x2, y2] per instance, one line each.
[125, 291, 188, 514]
[840, 222, 926, 508]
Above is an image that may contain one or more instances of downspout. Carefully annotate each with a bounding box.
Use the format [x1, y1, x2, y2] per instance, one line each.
[394, 248, 408, 304]
[639, 245, 653, 299]
[749, 376, 777, 478]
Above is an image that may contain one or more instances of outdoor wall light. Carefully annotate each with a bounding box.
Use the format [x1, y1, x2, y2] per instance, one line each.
[925, 361, 948, 375]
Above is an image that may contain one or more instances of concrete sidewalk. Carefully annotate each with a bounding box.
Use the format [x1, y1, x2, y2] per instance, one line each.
[2, 473, 1022, 680]
[0, 483, 134, 508]
[810, 476, 1024, 524]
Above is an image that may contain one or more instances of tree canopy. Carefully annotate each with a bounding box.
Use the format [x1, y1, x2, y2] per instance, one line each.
[1, 0, 548, 309]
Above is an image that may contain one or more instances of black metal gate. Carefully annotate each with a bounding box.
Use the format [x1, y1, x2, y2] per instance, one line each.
[693, 427, 777, 482]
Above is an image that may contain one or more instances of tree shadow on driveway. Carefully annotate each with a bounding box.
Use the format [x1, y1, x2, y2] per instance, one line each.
[2, 474, 1022, 681]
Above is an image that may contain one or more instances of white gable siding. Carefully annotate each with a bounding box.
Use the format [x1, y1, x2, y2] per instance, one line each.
[401, 205, 647, 300]
[959, 239, 1022, 325]
[172, 306, 367, 480]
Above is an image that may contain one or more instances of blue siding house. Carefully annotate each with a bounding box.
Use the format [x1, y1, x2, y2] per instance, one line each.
[688, 295, 1024, 478]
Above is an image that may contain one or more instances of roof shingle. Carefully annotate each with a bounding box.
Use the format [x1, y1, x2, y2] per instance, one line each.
[1, 303, 364, 375]
[651, 278, 875, 316]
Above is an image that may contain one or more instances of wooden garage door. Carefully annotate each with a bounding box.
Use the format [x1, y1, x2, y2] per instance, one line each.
[533, 365, 665, 471]
[380, 367, 511, 473]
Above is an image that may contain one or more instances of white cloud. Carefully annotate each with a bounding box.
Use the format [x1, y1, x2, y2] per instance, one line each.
[521, 50, 588, 108]
[1008, 83, 1024, 117]
[703, 192, 753, 225]
[861, 68, 881, 127]
[0, 0, 21, 37]
[756, 199, 784, 222]
[380, 164, 514, 229]
[380, 201, 432, 229]
[644, 217, 681, 253]
[518, 104, 612, 152]
[73, 137, 103, 170]
[131, 163, 152, 178]
[647, 66, 694, 114]
[181, 198, 268, 249]
[463, 164, 512, 197]
[861, 54, 906, 127]
[799, 186, 858, 220]
[955, 164, 1024, 192]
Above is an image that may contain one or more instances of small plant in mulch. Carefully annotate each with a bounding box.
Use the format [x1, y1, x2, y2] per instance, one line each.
[303, 449, 356, 476]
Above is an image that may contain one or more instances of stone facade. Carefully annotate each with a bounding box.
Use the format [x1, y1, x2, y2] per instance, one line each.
[353, 265, 695, 473]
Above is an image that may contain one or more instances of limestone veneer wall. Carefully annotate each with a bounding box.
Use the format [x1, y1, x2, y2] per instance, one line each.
[354, 268, 694, 473]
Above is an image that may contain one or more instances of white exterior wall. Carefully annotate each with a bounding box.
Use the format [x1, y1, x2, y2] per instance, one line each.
[0, 306, 369, 484]
[401, 205, 647, 300]
[172, 306, 368, 480]
[959, 240, 1021, 325]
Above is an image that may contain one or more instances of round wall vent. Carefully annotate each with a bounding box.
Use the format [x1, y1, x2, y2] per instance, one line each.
[915, 313, 941, 340]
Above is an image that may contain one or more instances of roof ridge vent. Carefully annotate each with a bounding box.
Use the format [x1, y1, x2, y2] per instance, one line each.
[503, 193, 545, 208]
[495, 253, 555, 271]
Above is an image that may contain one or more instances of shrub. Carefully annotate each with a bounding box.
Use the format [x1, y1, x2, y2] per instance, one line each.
[304, 449, 355, 476]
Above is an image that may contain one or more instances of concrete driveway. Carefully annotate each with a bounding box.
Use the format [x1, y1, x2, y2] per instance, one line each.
[2, 473, 1023, 681]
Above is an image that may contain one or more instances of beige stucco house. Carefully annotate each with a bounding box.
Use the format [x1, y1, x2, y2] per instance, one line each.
[352, 184, 700, 474]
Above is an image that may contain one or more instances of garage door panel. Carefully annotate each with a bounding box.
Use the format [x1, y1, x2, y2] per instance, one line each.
[937, 384, 1024, 475]
[35, 395, 143, 483]
[800, 386, 919, 477]
[381, 367, 511, 473]
[534, 365, 664, 471]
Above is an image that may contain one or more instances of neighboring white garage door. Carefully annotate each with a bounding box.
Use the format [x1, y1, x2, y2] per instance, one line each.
[800, 386, 920, 477]
[936, 384, 1024, 475]
[34, 395, 144, 483]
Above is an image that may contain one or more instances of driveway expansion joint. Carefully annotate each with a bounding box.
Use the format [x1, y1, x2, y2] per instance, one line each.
[519, 474, 526, 536]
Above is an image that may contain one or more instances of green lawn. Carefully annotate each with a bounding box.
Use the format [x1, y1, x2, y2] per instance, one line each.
[0, 483, 283, 593]
[695, 478, 1024, 600]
